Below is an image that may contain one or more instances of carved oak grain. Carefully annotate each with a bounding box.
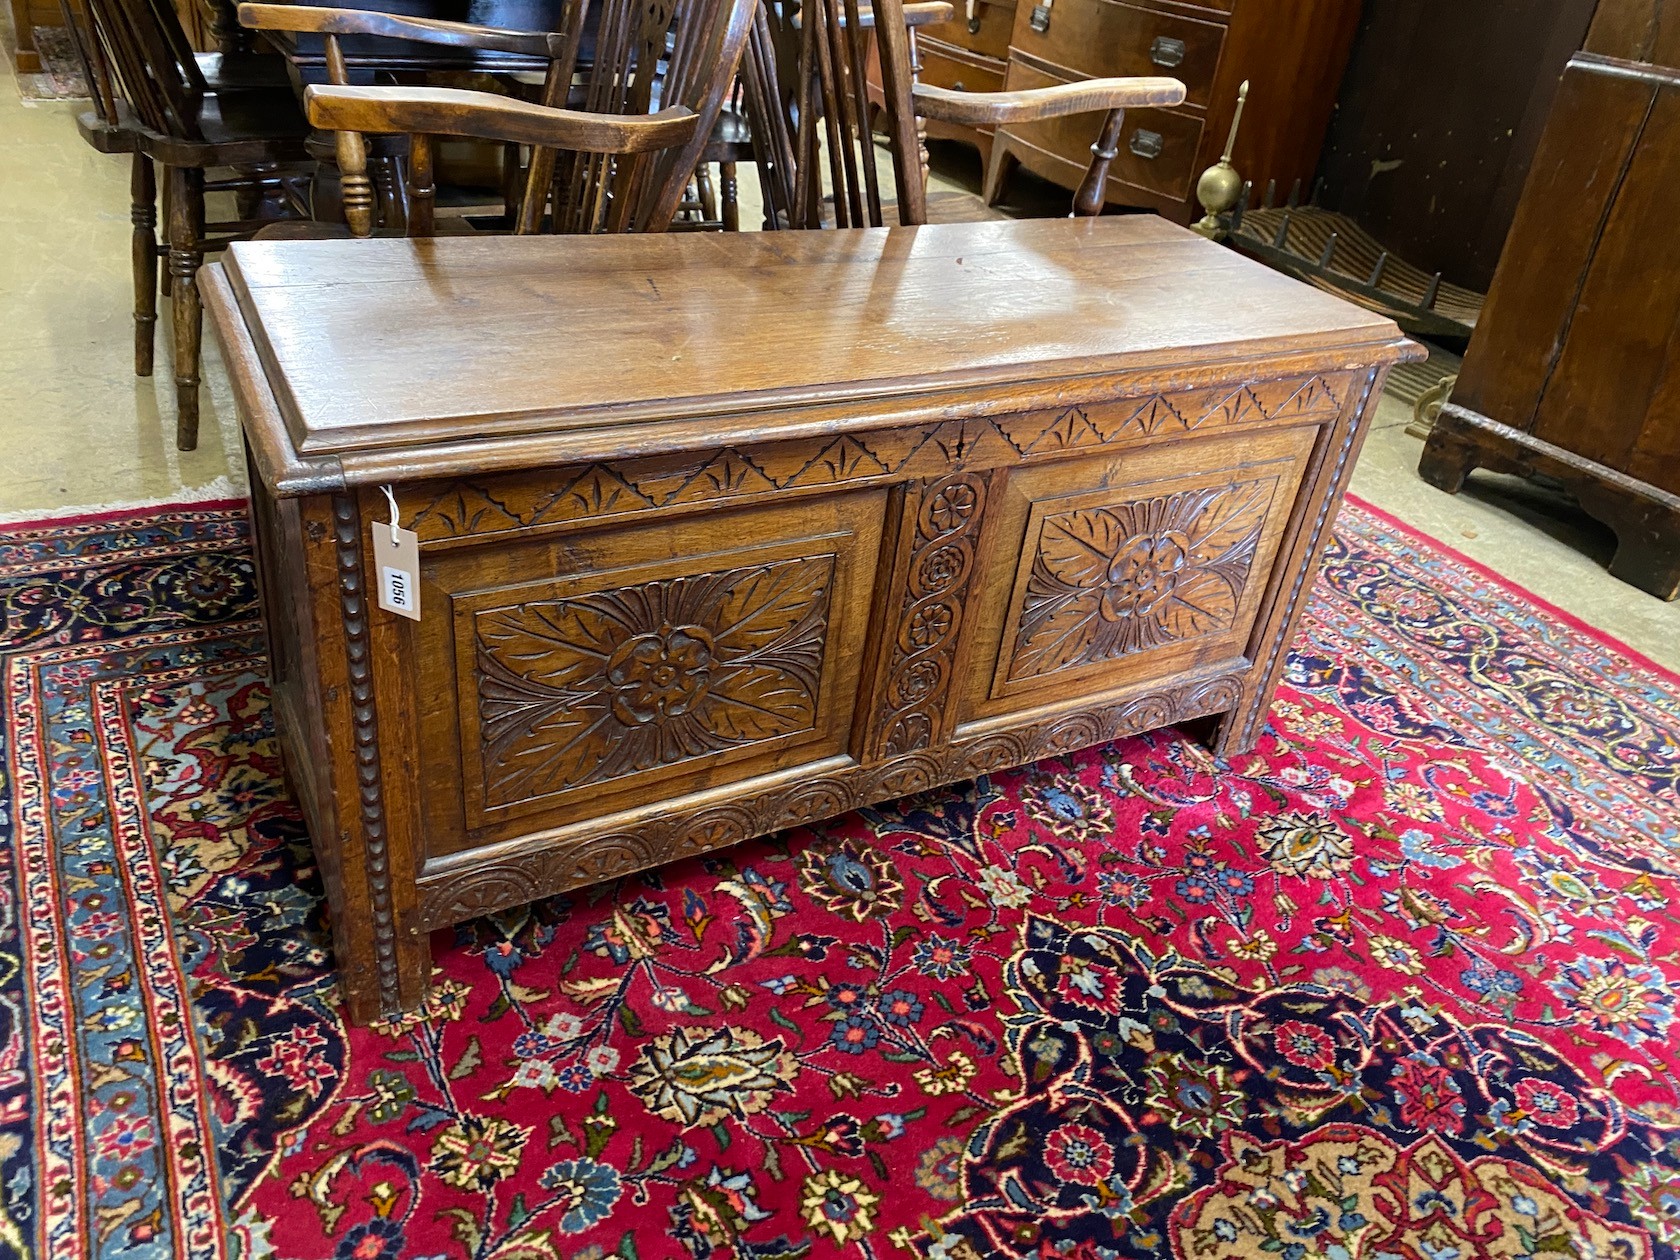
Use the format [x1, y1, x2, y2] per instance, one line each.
[417, 666, 1249, 928]
[1011, 479, 1268, 680]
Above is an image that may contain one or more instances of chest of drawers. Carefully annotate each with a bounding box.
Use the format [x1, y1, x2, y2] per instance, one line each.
[900, 0, 1359, 222]
[1420, 27, 1680, 601]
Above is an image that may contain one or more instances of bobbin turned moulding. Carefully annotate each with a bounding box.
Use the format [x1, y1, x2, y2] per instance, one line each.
[203, 215, 1420, 1024]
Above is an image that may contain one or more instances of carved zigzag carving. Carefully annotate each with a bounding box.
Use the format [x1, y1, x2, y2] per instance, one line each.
[405, 374, 1349, 543]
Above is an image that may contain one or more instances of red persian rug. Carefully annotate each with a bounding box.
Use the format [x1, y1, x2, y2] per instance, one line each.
[1, 497, 1678, 1260]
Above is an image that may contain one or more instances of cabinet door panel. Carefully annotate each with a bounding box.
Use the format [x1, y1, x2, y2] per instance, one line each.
[961, 427, 1315, 725]
[918, 37, 1008, 95]
[409, 490, 886, 858]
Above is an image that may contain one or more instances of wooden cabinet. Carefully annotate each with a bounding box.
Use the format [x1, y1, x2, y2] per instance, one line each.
[896, 0, 1360, 222]
[1313, 0, 1599, 293]
[1420, 0, 1680, 600]
[204, 216, 1415, 1023]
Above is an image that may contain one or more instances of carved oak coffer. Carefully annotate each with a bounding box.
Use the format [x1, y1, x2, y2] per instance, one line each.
[203, 216, 1419, 1023]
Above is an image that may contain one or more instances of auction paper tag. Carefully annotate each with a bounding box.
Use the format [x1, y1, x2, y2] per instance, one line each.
[374, 486, 421, 621]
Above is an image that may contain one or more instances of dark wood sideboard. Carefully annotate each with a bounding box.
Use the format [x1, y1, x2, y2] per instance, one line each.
[1420, 0, 1680, 600]
[203, 217, 1417, 1023]
[882, 0, 1360, 221]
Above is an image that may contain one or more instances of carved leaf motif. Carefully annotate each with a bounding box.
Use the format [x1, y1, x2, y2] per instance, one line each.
[1038, 509, 1130, 589]
[1105, 395, 1187, 438]
[704, 664, 817, 743]
[800, 437, 890, 484]
[1011, 480, 1274, 681]
[667, 450, 776, 504]
[710, 562, 827, 659]
[475, 556, 833, 806]
[528, 465, 655, 525]
[1275, 375, 1341, 417]
[412, 484, 526, 535]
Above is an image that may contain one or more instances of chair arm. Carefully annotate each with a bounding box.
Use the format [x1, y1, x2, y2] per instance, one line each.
[912, 75, 1185, 126]
[896, 2, 955, 27]
[304, 84, 699, 153]
[238, 3, 572, 59]
[791, 2, 953, 31]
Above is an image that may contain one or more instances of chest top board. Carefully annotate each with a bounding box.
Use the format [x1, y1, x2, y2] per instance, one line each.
[206, 216, 1420, 1023]
[221, 216, 1406, 483]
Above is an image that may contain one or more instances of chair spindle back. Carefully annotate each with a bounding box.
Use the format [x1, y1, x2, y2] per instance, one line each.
[82, 0, 210, 140]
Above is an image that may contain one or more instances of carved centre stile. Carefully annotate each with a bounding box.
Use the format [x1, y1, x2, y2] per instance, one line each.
[869, 473, 992, 759]
[473, 555, 835, 807]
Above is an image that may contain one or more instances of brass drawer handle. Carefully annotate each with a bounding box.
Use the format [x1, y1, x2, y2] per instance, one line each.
[1129, 128, 1164, 159]
[1150, 35, 1186, 67]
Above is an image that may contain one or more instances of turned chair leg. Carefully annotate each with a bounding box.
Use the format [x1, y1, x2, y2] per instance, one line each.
[501, 142, 521, 230]
[166, 166, 206, 451]
[696, 162, 718, 222]
[131, 153, 157, 377]
[158, 172, 173, 298]
[721, 160, 740, 231]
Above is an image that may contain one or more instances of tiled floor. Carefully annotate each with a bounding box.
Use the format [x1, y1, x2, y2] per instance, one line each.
[4, 45, 1677, 669]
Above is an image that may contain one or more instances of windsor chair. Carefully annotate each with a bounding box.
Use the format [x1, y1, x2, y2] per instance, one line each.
[787, 0, 1184, 227]
[75, 0, 312, 450]
[241, 0, 755, 237]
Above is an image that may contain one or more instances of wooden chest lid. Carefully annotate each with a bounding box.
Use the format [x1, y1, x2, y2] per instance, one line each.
[206, 215, 1415, 492]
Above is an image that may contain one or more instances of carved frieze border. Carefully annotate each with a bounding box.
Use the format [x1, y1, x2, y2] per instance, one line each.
[401, 374, 1351, 546]
[415, 670, 1245, 928]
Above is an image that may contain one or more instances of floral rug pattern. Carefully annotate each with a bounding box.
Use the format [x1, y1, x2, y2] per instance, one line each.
[1, 499, 1678, 1259]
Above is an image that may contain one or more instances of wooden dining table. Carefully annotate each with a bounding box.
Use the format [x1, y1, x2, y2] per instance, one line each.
[230, 0, 580, 80]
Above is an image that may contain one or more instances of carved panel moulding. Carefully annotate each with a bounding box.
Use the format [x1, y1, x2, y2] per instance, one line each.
[402, 375, 1349, 545]
[417, 668, 1248, 928]
[1010, 478, 1275, 682]
[1228, 369, 1377, 752]
[474, 554, 835, 808]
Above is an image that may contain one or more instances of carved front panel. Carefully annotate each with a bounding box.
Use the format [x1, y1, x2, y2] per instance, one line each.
[1009, 480, 1270, 682]
[476, 556, 832, 807]
[411, 489, 887, 854]
[961, 426, 1321, 725]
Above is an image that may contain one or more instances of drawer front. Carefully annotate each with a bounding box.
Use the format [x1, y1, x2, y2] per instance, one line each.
[923, 0, 1017, 63]
[999, 55, 1204, 201]
[410, 491, 886, 856]
[1008, 0, 1225, 105]
[960, 426, 1317, 727]
[918, 37, 1008, 96]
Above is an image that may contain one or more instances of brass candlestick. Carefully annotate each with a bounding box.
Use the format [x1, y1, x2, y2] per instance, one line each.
[1192, 80, 1249, 240]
